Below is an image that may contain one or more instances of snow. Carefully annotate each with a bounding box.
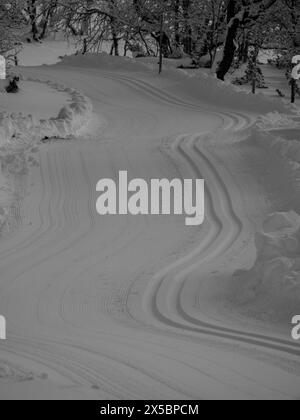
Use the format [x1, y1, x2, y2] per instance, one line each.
[0, 78, 94, 147]
[0, 81, 69, 119]
[18, 39, 78, 67]
[18, 36, 129, 67]
[257, 112, 299, 130]
[253, 119, 300, 192]
[0, 72, 97, 239]
[0, 51, 300, 400]
[230, 63, 299, 104]
[233, 211, 300, 323]
[57, 52, 151, 72]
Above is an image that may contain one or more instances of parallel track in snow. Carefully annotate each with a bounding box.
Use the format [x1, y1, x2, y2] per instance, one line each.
[0, 68, 299, 400]
[95, 73, 300, 358]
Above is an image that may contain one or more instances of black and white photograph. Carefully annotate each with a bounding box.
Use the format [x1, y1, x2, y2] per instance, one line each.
[0, 0, 300, 402]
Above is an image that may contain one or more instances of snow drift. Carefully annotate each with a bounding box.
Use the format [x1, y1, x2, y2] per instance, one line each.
[57, 52, 149, 72]
[255, 114, 300, 192]
[175, 69, 289, 114]
[0, 78, 93, 237]
[257, 112, 300, 130]
[57, 53, 289, 114]
[234, 211, 300, 321]
[0, 78, 93, 147]
[262, 135, 300, 168]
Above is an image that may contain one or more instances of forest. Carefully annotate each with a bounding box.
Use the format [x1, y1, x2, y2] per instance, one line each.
[1, 0, 299, 80]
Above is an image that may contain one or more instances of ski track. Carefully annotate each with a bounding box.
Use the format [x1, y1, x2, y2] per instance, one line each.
[0, 68, 299, 400]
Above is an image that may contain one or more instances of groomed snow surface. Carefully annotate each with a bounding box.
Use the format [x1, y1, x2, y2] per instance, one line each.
[0, 52, 300, 400]
[0, 74, 94, 237]
[0, 78, 93, 146]
[234, 211, 300, 322]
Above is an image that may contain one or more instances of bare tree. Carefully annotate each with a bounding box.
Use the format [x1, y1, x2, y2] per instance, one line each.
[216, 0, 279, 80]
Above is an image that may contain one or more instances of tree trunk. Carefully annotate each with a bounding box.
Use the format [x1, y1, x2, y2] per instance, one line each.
[151, 32, 172, 58]
[113, 37, 119, 56]
[82, 38, 88, 54]
[111, 26, 119, 56]
[81, 0, 93, 35]
[239, 31, 249, 63]
[182, 0, 192, 55]
[109, 0, 119, 56]
[291, 79, 296, 103]
[39, 1, 58, 40]
[174, 0, 180, 46]
[28, 0, 39, 41]
[216, 19, 240, 80]
[216, 0, 279, 80]
[216, 0, 239, 80]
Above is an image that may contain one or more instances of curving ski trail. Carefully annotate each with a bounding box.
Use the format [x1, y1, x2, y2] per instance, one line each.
[0, 66, 299, 400]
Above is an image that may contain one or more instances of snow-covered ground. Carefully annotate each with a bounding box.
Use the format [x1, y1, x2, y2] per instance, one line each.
[229, 62, 297, 102]
[233, 211, 300, 322]
[0, 81, 69, 120]
[17, 35, 129, 67]
[0, 49, 300, 400]
[18, 38, 79, 67]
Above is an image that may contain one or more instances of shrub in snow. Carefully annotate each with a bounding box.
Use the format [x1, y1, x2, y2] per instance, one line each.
[5, 76, 19, 93]
[232, 64, 266, 88]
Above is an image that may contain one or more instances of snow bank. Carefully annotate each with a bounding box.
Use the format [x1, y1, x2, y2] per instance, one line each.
[57, 52, 149, 72]
[0, 203, 10, 234]
[0, 79, 93, 147]
[257, 111, 300, 130]
[229, 122, 300, 323]
[0, 78, 93, 237]
[18, 38, 78, 67]
[18, 35, 129, 67]
[233, 212, 300, 321]
[254, 115, 300, 188]
[262, 135, 300, 167]
[256, 109, 300, 131]
[174, 71, 289, 113]
[57, 53, 290, 115]
[0, 81, 69, 119]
